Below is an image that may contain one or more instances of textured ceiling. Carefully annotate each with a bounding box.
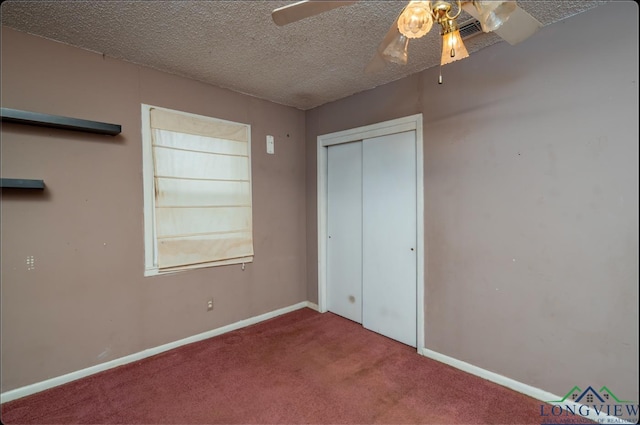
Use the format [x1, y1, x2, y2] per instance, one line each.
[1, 0, 608, 110]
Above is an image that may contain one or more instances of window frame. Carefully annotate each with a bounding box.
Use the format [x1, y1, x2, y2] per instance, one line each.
[141, 104, 253, 277]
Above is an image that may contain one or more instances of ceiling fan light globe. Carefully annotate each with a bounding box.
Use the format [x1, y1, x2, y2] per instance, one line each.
[381, 33, 409, 65]
[440, 29, 469, 65]
[398, 1, 434, 39]
[474, 1, 517, 32]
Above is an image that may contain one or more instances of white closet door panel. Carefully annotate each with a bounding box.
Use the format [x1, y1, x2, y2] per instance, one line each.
[362, 131, 417, 347]
[327, 142, 363, 323]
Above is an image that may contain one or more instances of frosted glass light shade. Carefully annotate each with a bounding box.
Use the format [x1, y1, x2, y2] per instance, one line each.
[474, 1, 517, 32]
[382, 32, 409, 65]
[397, 1, 433, 39]
[440, 30, 469, 65]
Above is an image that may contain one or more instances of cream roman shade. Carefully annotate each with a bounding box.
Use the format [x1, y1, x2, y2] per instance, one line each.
[149, 108, 253, 270]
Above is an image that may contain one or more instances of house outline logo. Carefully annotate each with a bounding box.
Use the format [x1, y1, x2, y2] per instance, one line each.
[541, 385, 638, 424]
[548, 386, 635, 404]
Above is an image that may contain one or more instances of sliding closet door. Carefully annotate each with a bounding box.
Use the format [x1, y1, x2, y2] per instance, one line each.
[326, 141, 363, 323]
[362, 131, 417, 347]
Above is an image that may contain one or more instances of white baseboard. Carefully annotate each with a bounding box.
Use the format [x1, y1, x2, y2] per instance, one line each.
[1, 301, 317, 404]
[305, 301, 319, 311]
[420, 347, 635, 425]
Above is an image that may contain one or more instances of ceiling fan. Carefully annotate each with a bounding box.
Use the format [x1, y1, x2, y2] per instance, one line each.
[272, 1, 542, 79]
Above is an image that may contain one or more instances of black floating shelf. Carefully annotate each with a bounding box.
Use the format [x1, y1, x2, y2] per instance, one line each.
[1, 108, 121, 136]
[1, 178, 45, 190]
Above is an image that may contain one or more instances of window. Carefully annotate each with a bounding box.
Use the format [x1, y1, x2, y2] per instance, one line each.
[141, 104, 253, 276]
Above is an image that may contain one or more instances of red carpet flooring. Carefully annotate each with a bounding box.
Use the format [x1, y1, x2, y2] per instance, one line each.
[2, 308, 551, 424]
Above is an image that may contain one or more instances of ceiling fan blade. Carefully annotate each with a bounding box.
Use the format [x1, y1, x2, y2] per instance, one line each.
[364, 8, 404, 74]
[364, 52, 388, 74]
[272, 1, 357, 26]
[377, 17, 404, 56]
[461, 1, 542, 45]
[493, 6, 542, 45]
[461, 1, 481, 19]
[364, 13, 404, 73]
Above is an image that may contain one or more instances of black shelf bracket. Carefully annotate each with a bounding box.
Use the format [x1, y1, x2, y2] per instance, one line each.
[1, 108, 121, 136]
[1, 178, 45, 190]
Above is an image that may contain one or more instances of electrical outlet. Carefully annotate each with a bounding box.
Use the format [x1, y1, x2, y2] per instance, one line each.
[207, 299, 214, 311]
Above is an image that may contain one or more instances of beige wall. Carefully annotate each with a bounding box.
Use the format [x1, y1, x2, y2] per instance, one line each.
[306, 2, 639, 400]
[2, 1, 638, 403]
[1, 27, 307, 392]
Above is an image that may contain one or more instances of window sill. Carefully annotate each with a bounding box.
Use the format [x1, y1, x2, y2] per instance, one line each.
[144, 256, 254, 277]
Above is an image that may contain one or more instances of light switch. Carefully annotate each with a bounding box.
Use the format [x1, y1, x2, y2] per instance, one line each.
[266, 135, 275, 154]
